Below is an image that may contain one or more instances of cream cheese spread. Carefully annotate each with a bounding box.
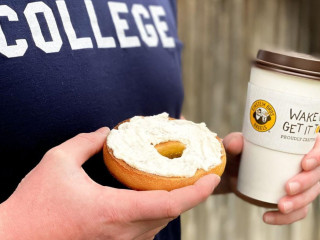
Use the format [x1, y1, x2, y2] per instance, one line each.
[107, 113, 222, 177]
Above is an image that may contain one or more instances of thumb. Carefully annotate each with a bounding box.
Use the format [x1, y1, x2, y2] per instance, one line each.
[53, 127, 110, 166]
[223, 132, 243, 156]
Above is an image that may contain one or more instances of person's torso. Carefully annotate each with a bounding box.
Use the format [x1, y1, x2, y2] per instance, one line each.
[0, 0, 183, 238]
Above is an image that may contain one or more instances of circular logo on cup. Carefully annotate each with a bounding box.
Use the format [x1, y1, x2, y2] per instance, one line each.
[250, 100, 276, 132]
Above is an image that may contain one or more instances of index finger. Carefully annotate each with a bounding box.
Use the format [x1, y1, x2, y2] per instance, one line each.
[169, 174, 221, 214]
[124, 174, 220, 220]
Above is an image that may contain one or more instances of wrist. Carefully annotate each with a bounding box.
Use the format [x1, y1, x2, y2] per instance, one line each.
[0, 195, 38, 240]
[0, 199, 18, 240]
[0, 196, 78, 240]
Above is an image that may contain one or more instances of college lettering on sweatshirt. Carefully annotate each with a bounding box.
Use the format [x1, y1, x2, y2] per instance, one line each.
[0, 0, 176, 58]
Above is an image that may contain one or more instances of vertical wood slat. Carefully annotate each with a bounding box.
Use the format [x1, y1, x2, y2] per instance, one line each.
[310, 0, 320, 55]
[177, 0, 320, 239]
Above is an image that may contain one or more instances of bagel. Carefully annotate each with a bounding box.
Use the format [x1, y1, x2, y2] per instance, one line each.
[103, 113, 226, 191]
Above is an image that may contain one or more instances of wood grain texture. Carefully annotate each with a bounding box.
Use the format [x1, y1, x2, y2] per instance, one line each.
[177, 0, 320, 239]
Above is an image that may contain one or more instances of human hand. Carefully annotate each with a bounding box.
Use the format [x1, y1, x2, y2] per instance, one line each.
[263, 134, 320, 225]
[0, 128, 220, 240]
[220, 132, 320, 225]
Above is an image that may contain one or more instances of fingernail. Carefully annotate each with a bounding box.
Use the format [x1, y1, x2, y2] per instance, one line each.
[208, 174, 220, 183]
[215, 175, 221, 183]
[288, 182, 300, 195]
[305, 158, 317, 170]
[264, 214, 274, 224]
[96, 127, 110, 135]
[223, 137, 235, 150]
[283, 201, 293, 214]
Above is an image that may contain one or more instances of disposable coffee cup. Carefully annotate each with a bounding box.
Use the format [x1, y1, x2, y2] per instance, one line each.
[237, 50, 320, 207]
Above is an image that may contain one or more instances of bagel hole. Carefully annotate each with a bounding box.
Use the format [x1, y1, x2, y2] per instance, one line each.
[155, 141, 186, 159]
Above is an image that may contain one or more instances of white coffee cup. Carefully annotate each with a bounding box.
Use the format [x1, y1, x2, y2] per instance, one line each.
[237, 50, 320, 206]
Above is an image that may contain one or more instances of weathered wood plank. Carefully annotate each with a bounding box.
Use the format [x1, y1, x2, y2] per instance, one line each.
[178, 0, 320, 239]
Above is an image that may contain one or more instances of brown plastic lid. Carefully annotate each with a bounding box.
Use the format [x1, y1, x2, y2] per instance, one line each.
[253, 49, 320, 80]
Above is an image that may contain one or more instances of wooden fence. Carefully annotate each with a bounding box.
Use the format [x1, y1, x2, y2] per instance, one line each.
[177, 0, 320, 239]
